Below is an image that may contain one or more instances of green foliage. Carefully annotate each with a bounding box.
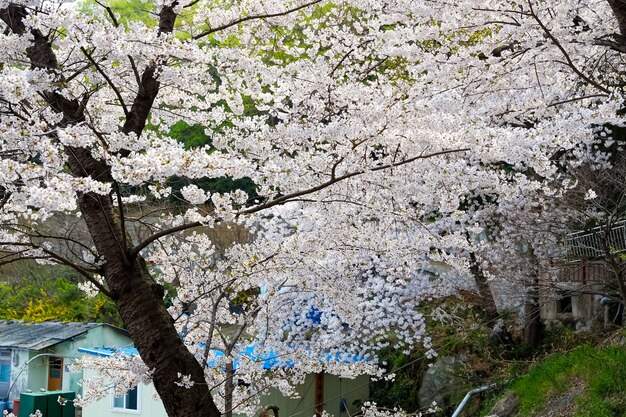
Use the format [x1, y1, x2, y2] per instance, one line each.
[79, 0, 198, 38]
[107, 0, 156, 27]
[167, 175, 258, 203]
[165, 121, 259, 203]
[169, 121, 213, 150]
[369, 297, 503, 413]
[0, 276, 121, 325]
[511, 344, 626, 417]
[79, 0, 156, 27]
[228, 286, 261, 315]
[368, 347, 426, 413]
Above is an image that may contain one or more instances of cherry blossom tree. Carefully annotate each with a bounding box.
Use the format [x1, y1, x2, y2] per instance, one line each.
[2, 0, 626, 416]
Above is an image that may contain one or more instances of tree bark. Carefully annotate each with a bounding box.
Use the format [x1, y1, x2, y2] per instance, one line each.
[523, 275, 543, 348]
[72, 183, 221, 417]
[522, 249, 543, 348]
[1, 3, 222, 416]
[607, 0, 626, 42]
[468, 251, 500, 324]
[224, 360, 235, 417]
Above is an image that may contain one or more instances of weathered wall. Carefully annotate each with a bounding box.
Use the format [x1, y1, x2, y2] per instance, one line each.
[50, 326, 131, 394]
[259, 373, 370, 417]
[6, 325, 131, 401]
[82, 369, 369, 417]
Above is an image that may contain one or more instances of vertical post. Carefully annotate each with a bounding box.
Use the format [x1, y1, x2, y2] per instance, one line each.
[225, 360, 234, 417]
[314, 372, 324, 417]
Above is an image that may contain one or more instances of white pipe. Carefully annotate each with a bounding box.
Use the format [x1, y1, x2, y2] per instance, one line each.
[5, 353, 70, 401]
[451, 384, 495, 417]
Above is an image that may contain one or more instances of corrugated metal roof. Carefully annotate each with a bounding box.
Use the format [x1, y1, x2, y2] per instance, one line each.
[0, 320, 101, 350]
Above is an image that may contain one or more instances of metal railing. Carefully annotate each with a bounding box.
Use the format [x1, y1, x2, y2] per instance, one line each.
[565, 220, 626, 259]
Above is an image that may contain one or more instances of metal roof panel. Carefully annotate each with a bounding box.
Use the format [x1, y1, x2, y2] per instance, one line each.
[0, 320, 101, 350]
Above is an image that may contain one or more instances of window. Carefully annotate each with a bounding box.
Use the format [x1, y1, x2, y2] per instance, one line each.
[48, 356, 63, 391]
[112, 386, 140, 412]
[0, 349, 11, 399]
[557, 292, 573, 314]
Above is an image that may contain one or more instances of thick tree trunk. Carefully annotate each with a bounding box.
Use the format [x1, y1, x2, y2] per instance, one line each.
[607, 0, 626, 42]
[523, 276, 543, 348]
[521, 249, 543, 348]
[1, 4, 222, 416]
[113, 260, 222, 417]
[468, 251, 500, 324]
[66, 154, 222, 417]
[225, 360, 235, 417]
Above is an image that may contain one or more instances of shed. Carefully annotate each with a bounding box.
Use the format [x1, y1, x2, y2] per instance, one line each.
[0, 320, 131, 403]
[79, 345, 370, 417]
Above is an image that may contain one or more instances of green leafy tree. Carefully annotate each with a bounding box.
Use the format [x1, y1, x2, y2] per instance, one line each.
[0, 277, 121, 325]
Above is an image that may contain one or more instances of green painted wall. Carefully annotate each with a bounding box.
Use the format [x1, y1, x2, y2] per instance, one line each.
[84, 371, 369, 417]
[258, 373, 369, 417]
[50, 326, 132, 395]
[82, 369, 167, 417]
[9, 349, 31, 399]
[26, 352, 47, 393]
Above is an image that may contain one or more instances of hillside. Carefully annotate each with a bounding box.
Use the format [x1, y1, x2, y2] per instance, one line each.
[482, 335, 626, 417]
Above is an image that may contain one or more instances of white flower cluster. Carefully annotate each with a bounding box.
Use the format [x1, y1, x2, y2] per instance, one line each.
[2, 410, 42, 417]
[70, 354, 152, 406]
[2, 0, 625, 413]
[174, 373, 195, 389]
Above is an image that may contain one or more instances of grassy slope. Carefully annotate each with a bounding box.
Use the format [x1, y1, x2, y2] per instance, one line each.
[486, 342, 626, 417]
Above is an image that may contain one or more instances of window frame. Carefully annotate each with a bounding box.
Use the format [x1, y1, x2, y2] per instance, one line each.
[111, 385, 141, 414]
[0, 349, 11, 399]
[47, 356, 63, 391]
[557, 291, 573, 314]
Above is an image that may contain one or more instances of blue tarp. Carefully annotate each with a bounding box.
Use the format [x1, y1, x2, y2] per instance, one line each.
[78, 344, 366, 370]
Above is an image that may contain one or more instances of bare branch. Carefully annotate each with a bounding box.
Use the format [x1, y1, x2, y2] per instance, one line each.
[114, 182, 128, 250]
[548, 94, 609, 107]
[0, 191, 11, 210]
[81, 47, 129, 117]
[528, 0, 610, 94]
[594, 36, 626, 54]
[94, 0, 120, 27]
[240, 148, 471, 216]
[130, 148, 469, 255]
[127, 55, 142, 87]
[129, 221, 204, 258]
[193, 0, 321, 40]
[40, 247, 113, 297]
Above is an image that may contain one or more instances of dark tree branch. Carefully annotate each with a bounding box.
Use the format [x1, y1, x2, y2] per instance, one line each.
[129, 221, 204, 258]
[183, 0, 201, 8]
[595, 35, 626, 53]
[127, 55, 142, 87]
[81, 47, 129, 116]
[0, 192, 11, 210]
[201, 291, 229, 369]
[40, 247, 113, 297]
[240, 148, 471, 215]
[94, 0, 120, 27]
[64, 63, 93, 83]
[607, 0, 626, 43]
[114, 182, 128, 250]
[130, 148, 470, 256]
[528, 0, 610, 94]
[193, 0, 321, 40]
[0, 255, 49, 267]
[548, 94, 609, 107]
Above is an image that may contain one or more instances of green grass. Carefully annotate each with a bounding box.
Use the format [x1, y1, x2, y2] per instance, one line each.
[511, 344, 626, 416]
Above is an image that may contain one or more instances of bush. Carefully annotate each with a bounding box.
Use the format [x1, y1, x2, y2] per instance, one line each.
[0, 276, 120, 325]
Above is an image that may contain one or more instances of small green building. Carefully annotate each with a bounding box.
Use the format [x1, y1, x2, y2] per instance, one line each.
[0, 320, 131, 411]
[80, 346, 370, 417]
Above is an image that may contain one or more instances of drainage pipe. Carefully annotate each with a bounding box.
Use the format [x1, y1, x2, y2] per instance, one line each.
[451, 384, 495, 417]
